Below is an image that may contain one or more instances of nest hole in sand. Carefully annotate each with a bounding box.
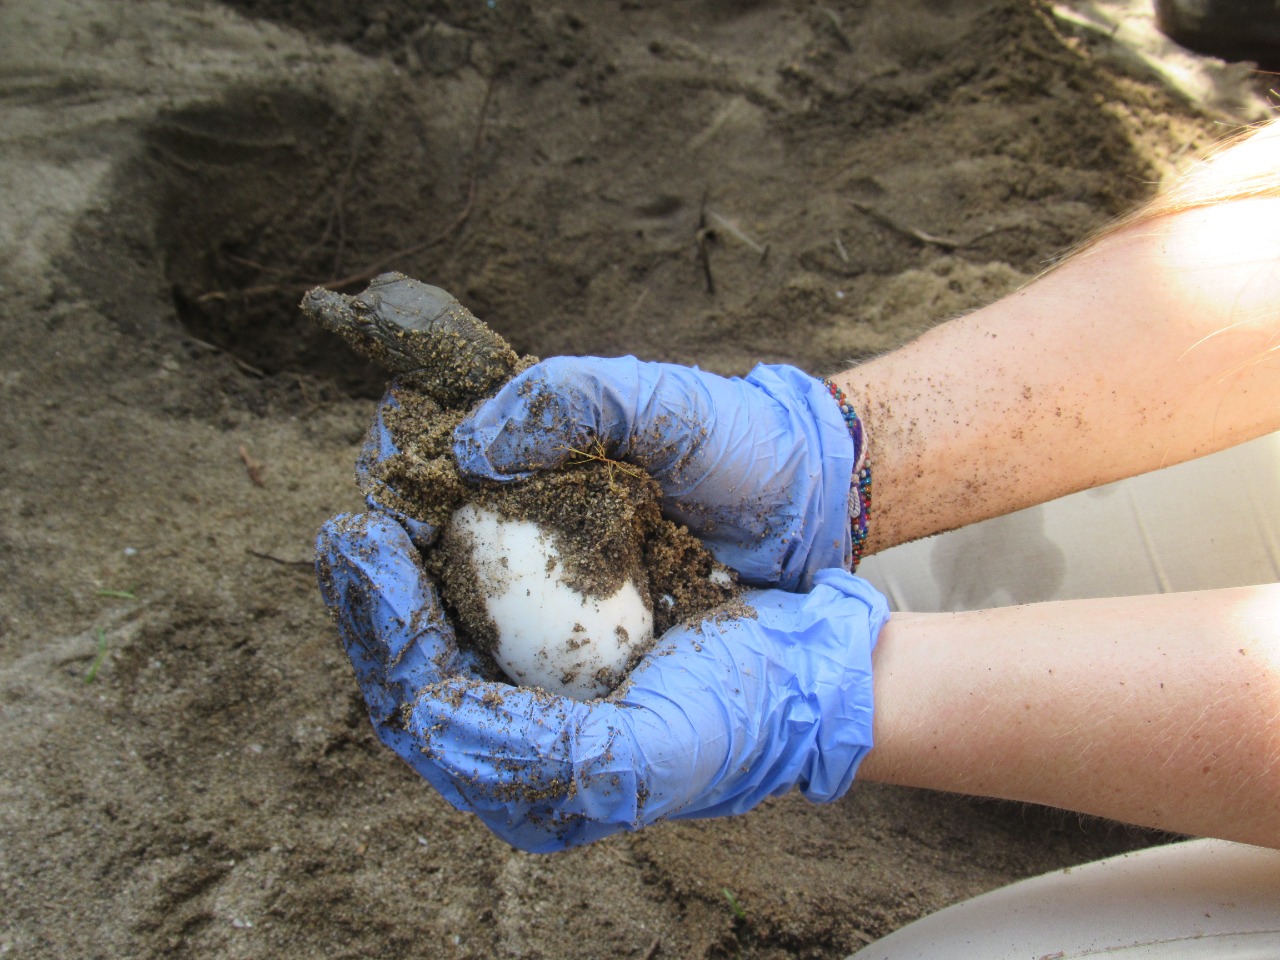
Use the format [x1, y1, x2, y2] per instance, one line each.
[77, 83, 493, 400]
[156, 88, 384, 397]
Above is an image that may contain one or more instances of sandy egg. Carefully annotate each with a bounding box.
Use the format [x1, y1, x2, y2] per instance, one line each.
[447, 503, 654, 700]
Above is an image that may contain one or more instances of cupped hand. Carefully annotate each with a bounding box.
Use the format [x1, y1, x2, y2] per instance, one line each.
[315, 510, 886, 853]
[452, 357, 857, 591]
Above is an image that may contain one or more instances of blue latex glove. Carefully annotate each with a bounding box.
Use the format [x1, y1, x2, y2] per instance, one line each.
[316, 510, 887, 853]
[351, 385, 437, 550]
[453, 357, 856, 591]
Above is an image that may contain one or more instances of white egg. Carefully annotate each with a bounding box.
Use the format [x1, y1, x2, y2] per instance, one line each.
[448, 503, 653, 701]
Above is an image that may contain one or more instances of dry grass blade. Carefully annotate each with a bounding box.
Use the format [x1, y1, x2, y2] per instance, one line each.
[562, 440, 646, 480]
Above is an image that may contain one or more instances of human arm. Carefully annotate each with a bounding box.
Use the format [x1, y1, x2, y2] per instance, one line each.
[767, 125, 1280, 846]
[833, 120, 1280, 552]
[858, 583, 1280, 848]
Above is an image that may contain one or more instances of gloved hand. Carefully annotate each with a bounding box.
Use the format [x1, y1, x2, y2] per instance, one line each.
[351, 385, 437, 550]
[316, 509, 887, 853]
[453, 357, 857, 591]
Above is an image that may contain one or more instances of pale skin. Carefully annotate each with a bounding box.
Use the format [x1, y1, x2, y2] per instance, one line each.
[831, 121, 1280, 848]
[860, 588, 1280, 849]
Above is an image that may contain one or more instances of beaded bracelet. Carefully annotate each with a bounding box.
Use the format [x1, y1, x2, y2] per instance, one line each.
[823, 380, 872, 570]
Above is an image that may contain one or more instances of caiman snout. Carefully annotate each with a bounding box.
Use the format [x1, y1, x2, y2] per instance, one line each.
[300, 287, 361, 336]
[300, 272, 521, 408]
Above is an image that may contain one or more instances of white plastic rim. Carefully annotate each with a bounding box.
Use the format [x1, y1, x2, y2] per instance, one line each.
[846, 838, 1280, 959]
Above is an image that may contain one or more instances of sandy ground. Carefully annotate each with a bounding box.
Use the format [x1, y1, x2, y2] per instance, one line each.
[1, 1, 1274, 957]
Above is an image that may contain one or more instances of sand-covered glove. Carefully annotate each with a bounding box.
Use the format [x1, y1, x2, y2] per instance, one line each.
[315, 511, 886, 853]
[349, 384, 436, 549]
[453, 357, 856, 591]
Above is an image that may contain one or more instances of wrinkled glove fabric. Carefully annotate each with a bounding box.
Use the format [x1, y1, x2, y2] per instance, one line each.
[454, 357, 855, 591]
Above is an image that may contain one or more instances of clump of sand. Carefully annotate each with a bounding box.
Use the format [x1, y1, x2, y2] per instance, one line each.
[331, 281, 741, 686]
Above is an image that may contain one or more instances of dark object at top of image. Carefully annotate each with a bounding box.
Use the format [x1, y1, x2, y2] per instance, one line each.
[1156, 0, 1280, 68]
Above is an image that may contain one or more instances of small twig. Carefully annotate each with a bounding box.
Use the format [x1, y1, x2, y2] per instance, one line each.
[295, 373, 318, 409]
[624, 287, 650, 327]
[330, 117, 364, 279]
[834, 234, 850, 263]
[848, 200, 964, 250]
[963, 223, 1029, 246]
[295, 116, 363, 270]
[317, 184, 478, 291]
[246, 548, 313, 569]
[696, 191, 716, 295]
[365, 61, 489, 271]
[223, 253, 285, 275]
[705, 209, 767, 256]
[847, 927, 876, 946]
[238, 445, 266, 487]
[323, 65, 503, 284]
[640, 938, 661, 960]
[197, 282, 300, 303]
[907, 226, 964, 249]
[233, 356, 266, 378]
[816, 6, 853, 50]
[696, 234, 715, 294]
[563, 441, 645, 480]
[184, 337, 266, 378]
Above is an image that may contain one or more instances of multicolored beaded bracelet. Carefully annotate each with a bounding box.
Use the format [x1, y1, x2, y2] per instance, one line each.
[823, 379, 872, 570]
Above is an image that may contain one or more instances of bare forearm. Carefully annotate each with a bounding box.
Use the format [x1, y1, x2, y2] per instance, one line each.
[833, 124, 1280, 552]
[858, 584, 1280, 847]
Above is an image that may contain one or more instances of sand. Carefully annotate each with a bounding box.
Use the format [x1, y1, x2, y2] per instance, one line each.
[2, 0, 1273, 957]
